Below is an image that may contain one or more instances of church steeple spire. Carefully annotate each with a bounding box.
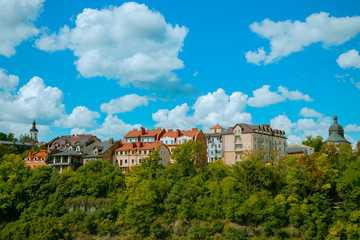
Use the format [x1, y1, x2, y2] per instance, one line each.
[334, 114, 338, 124]
[30, 120, 38, 141]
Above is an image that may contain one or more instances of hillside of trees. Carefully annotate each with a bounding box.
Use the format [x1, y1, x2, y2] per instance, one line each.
[1, 141, 360, 239]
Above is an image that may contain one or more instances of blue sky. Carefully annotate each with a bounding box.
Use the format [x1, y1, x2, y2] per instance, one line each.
[0, 0, 359, 145]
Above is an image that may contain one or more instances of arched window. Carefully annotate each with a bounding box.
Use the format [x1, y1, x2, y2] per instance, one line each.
[34, 157, 38, 161]
[76, 146, 80, 151]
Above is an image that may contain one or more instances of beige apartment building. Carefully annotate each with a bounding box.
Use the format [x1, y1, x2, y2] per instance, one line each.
[223, 123, 287, 165]
[113, 142, 171, 174]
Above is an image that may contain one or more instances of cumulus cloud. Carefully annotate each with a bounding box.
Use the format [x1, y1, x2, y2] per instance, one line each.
[100, 94, 149, 114]
[0, 69, 19, 91]
[0, 0, 45, 57]
[345, 124, 360, 132]
[299, 107, 323, 118]
[0, 120, 50, 141]
[337, 49, 360, 69]
[270, 114, 296, 134]
[0, 76, 64, 124]
[270, 109, 334, 144]
[247, 85, 284, 107]
[153, 88, 252, 130]
[247, 85, 312, 107]
[55, 106, 100, 128]
[278, 86, 312, 101]
[246, 12, 360, 64]
[36, 2, 189, 90]
[90, 115, 141, 139]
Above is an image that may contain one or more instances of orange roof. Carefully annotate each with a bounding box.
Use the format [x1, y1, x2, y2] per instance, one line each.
[181, 128, 200, 138]
[161, 129, 182, 138]
[211, 123, 223, 129]
[114, 142, 163, 151]
[124, 127, 165, 139]
[139, 142, 162, 150]
[25, 150, 47, 161]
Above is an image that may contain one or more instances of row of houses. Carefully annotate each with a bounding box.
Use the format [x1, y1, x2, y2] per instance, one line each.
[24, 121, 292, 173]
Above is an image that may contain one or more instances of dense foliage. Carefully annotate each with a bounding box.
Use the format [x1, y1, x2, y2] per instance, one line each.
[0, 140, 360, 239]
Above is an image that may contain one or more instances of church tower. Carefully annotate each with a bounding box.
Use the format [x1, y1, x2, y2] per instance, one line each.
[30, 120, 38, 141]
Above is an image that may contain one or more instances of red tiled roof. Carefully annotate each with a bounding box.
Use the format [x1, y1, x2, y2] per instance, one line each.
[124, 127, 165, 140]
[161, 129, 181, 138]
[181, 128, 200, 138]
[211, 123, 223, 129]
[25, 150, 47, 161]
[114, 142, 163, 152]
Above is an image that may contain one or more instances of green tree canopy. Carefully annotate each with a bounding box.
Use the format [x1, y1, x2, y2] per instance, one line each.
[302, 135, 323, 152]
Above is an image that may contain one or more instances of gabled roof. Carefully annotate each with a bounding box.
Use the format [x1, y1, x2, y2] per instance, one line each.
[48, 134, 100, 149]
[114, 142, 163, 151]
[181, 128, 201, 138]
[124, 127, 165, 140]
[211, 123, 223, 129]
[161, 129, 182, 138]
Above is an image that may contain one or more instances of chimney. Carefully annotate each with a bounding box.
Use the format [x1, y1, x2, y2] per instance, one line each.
[168, 129, 173, 132]
[140, 127, 145, 134]
[29, 150, 32, 156]
[192, 128, 198, 131]
[133, 128, 137, 131]
[176, 129, 181, 136]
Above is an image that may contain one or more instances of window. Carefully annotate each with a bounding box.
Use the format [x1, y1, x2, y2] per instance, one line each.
[218, 144, 221, 148]
[166, 140, 168, 144]
[69, 146, 73, 150]
[132, 159, 135, 164]
[139, 159, 142, 163]
[76, 146, 80, 151]
[41, 157, 45, 161]
[116, 159, 118, 164]
[171, 140, 174, 144]
[132, 150, 135, 154]
[179, 140, 181, 144]
[139, 150, 142, 154]
[94, 150, 98, 154]
[120, 160, 122, 166]
[125, 159, 128, 164]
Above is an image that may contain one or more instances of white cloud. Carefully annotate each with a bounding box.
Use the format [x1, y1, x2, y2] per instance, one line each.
[0, 76, 64, 124]
[245, 47, 266, 65]
[0, 0, 45, 57]
[246, 12, 360, 64]
[0, 69, 19, 91]
[153, 88, 252, 130]
[55, 106, 100, 128]
[90, 115, 141, 139]
[247, 85, 284, 107]
[299, 107, 323, 118]
[270, 114, 296, 134]
[100, 94, 149, 114]
[337, 49, 360, 69]
[247, 85, 312, 107]
[278, 86, 313, 101]
[36, 2, 188, 89]
[270, 108, 336, 143]
[345, 124, 360, 132]
[0, 120, 50, 142]
[153, 103, 193, 130]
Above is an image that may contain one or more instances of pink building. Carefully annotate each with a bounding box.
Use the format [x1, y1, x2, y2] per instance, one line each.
[113, 142, 171, 174]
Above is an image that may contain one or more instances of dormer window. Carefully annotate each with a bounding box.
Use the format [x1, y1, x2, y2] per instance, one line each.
[69, 146, 73, 151]
[27, 157, 30, 161]
[76, 146, 80, 151]
[41, 157, 45, 161]
[94, 150, 98, 155]
[34, 157, 38, 161]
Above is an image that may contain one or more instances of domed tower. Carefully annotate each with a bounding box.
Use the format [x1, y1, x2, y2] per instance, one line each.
[329, 115, 345, 138]
[324, 114, 350, 145]
[30, 120, 38, 141]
